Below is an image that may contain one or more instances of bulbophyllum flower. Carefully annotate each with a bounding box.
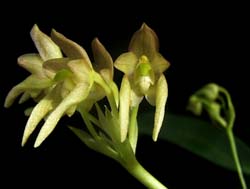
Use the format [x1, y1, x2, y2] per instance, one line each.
[5, 25, 114, 147]
[114, 23, 170, 142]
[4, 24, 62, 108]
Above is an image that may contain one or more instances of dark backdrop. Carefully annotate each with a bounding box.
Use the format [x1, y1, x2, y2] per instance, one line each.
[1, 2, 249, 188]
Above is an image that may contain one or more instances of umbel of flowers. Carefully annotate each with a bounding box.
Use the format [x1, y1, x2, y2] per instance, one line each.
[5, 23, 170, 189]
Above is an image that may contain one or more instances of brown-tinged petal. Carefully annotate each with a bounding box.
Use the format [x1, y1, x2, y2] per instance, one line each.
[91, 38, 113, 82]
[114, 52, 137, 75]
[43, 58, 70, 72]
[129, 23, 159, 59]
[153, 74, 168, 141]
[30, 24, 62, 61]
[51, 29, 92, 68]
[43, 58, 71, 79]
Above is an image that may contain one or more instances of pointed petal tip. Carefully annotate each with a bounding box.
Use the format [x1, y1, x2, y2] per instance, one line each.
[51, 28, 57, 34]
[33, 139, 41, 148]
[31, 24, 39, 33]
[92, 37, 100, 44]
[4, 100, 10, 108]
[141, 22, 149, 29]
[21, 138, 26, 147]
[152, 134, 158, 142]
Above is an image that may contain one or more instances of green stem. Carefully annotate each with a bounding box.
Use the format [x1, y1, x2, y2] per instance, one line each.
[220, 87, 247, 188]
[123, 158, 167, 189]
[226, 129, 247, 189]
[116, 141, 168, 189]
[128, 105, 139, 153]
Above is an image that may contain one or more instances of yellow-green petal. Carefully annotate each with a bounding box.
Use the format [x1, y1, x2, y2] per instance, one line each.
[119, 76, 131, 142]
[4, 75, 52, 108]
[145, 84, 156, 106]
[110, 81, 119, 107]
[34, 83, 91, 147]
[114, 52, 137, 75]
[21, 93, 58, 146]
[18, 54, 46, 78]
[68, 59, 93, 84]
[130, 88, 143, 107]
[91, 38, 113, 82]
[18, 92, 31, 104]
[51, 29, 92, 68]
[30, 24, 62, 61]
[129, 23, 159, 59]
[151, 53, 170, 75]
[153, 74, 168, 141]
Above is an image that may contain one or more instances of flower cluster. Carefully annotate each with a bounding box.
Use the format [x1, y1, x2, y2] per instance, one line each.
[5, 23, 170, 150]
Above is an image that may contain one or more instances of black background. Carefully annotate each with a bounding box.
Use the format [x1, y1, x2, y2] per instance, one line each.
[1, 2, 249, 188]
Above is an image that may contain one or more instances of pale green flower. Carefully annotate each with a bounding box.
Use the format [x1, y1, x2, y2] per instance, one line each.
[5, 25, 114, 147]
[4, 25, 62, 108]
[114, 23, 170, 141]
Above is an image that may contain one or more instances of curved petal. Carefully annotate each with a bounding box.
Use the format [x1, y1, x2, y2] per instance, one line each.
[18, 54, 46, 78]
[119, 76, 131, 142]
[21, 88, 61, 146]
[30, 24, 62, 61]
[4, 75, 52, 108]
[114, 52, 137, 75]
[43, 58, 70, 72]
[91, 38, 113, 82]
[151, 53, 170, 75]
[19, 92, 31, 104]
[51, 29, 92, 68]
[68, 59, 93, 83]
[129, 23, 159, 59]
[43, 58, 71, 79]
[34, 83, 91, 147]
[81, 83, 106, 111]
[145, 84, 156, 106]
[153, 74, 168, 141]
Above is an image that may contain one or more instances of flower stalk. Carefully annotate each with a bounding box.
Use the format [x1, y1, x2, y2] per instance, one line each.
[187, 83, 247, 189]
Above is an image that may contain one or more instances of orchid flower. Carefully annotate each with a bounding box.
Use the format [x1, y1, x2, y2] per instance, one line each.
[5, 23, 170, 189]
[5, 25, 114, 147]
[114, 23, 170, 141]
